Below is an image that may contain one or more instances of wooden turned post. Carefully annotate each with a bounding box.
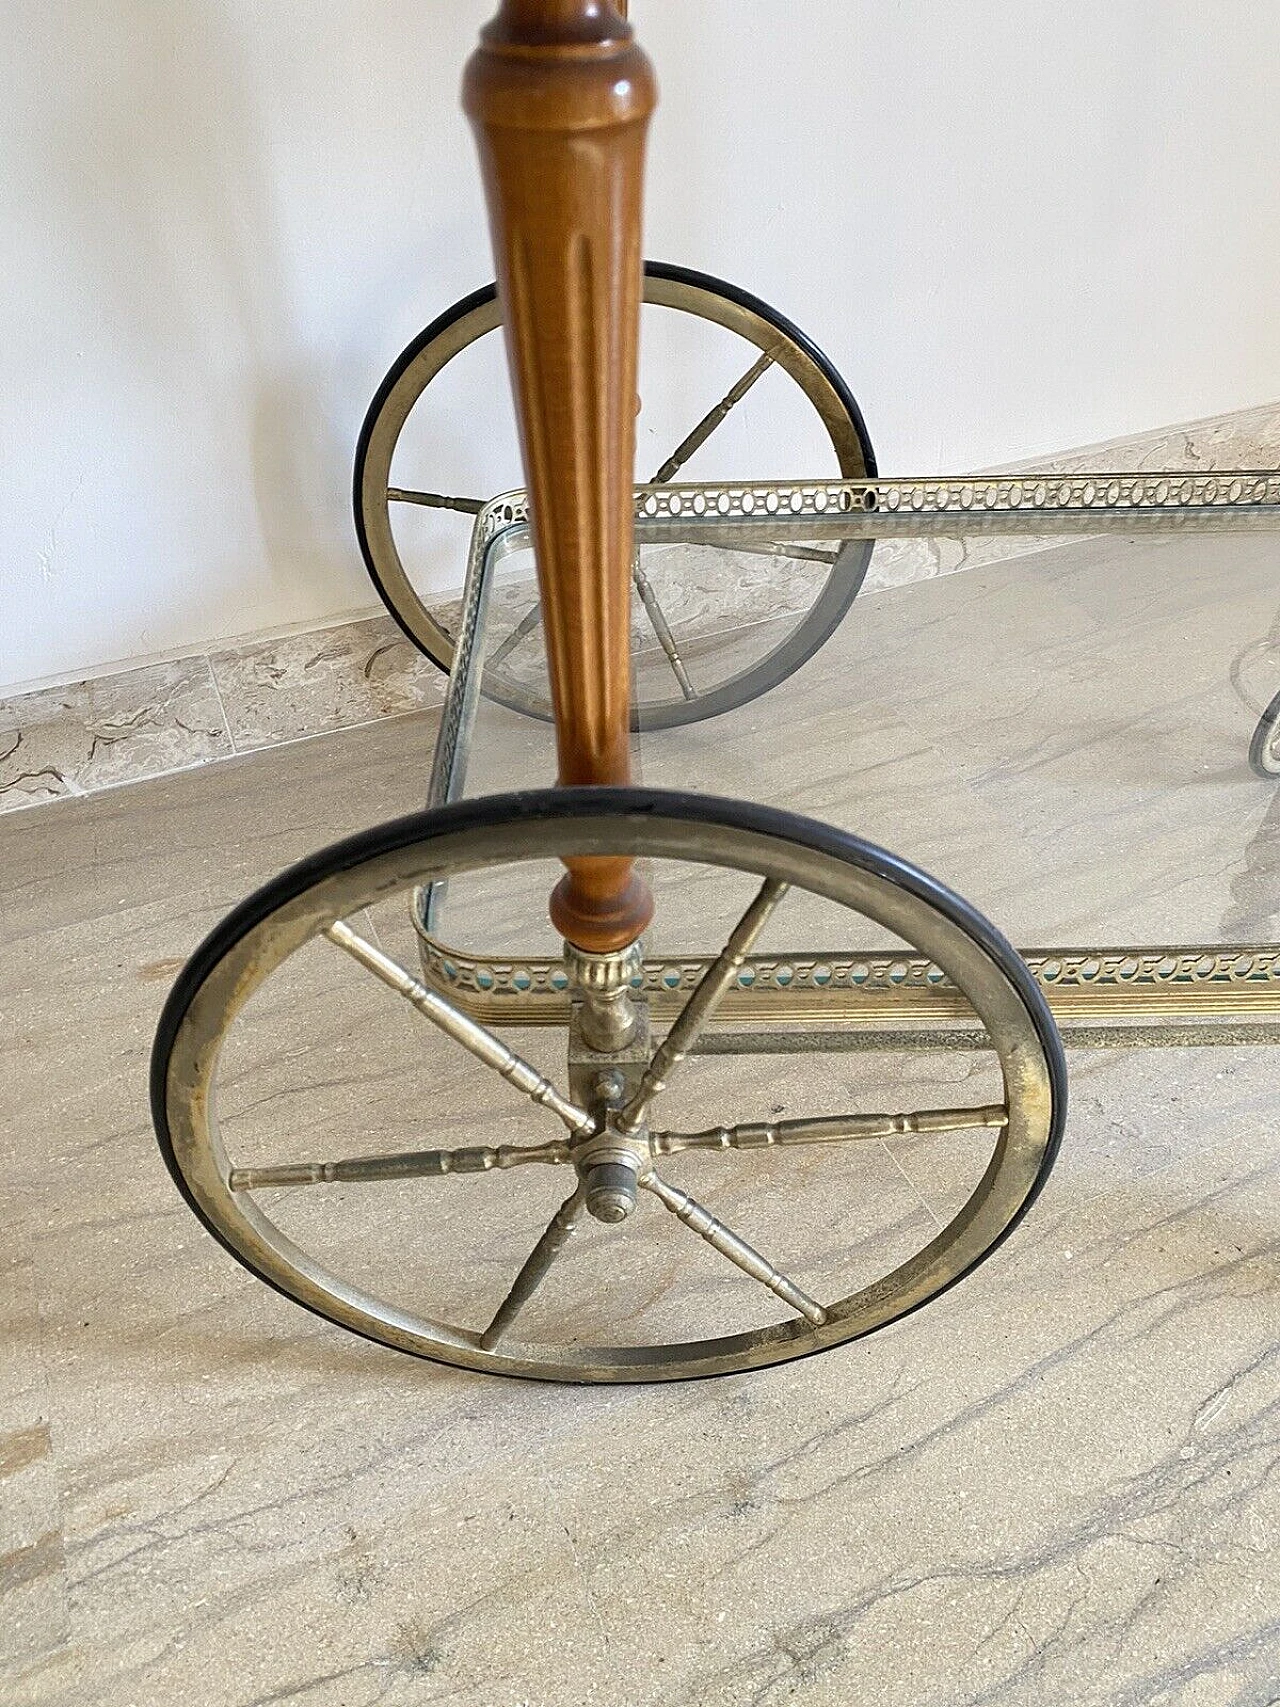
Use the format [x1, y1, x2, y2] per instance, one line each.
[463, 0, 656, 953]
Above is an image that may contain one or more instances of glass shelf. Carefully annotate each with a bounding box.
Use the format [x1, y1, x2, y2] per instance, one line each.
[413, 471, 1280, 1042]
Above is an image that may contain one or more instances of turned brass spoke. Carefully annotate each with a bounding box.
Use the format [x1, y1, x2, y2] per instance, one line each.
[487, 598, 544, 668]
[324, 921, 592, 1136]
[649, 1103, 1009, 1156]
[489, 563, 695, 699]
[228, 1139, 571, 1192]
[642, 1171, 827, 1325]
[480, 1186, 586, 1350]
[386, 487, 485, 514]
[698, 537, 840, 568]
[631, 552, 696, 699]
[618, 877, 789, 1131]
[649, 350, 776, 484]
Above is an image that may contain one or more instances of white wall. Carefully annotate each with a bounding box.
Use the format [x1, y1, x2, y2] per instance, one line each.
[4, 0, 1280, 694]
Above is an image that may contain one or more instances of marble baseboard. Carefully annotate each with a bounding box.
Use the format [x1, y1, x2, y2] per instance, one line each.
[4, 401, 1278, 814]
[0, 661, 233, 814]
[209, 618, 444, 754]
[0, 618, 444, 816]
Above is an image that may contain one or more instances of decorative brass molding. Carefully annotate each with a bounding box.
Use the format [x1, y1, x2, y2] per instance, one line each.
[415, 929, 1280, 1029]
[470, 469, 1280, 560]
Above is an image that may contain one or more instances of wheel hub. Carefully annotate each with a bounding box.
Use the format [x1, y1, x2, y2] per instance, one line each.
[580, 1153, 642, 1223]
[571, 1095, 650, 1226]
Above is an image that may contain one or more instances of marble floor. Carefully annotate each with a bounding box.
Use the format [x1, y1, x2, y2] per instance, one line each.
[3, 530, 1280, 1706]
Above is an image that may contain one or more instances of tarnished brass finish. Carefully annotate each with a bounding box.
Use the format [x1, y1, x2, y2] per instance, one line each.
[161, 0, 1280, 1392]
[564, 938, 644, 1052]
[641, 1172, 829, 1327]
[418, 486, 1280, 1049]
[426, 467, 1280, 821]
[466, 470, 1280, 561]
[480, 1187, 586, 1351]
[224, 1106, 1008, 1195]
[229, 1139, 571, 1192]
[152, 791, 1062, 1382]
[617, 876, 787, 1132]
[649, 1106, 1009, 1156]
[413, 932, 1280, 1033]
[326, 918, 592, 1133]
[694, 1022, 1280, 1055]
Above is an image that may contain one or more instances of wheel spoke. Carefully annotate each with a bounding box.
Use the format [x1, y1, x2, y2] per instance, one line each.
[696, 537, 840, 568]
[324, 921, 592, 1136]
[618, 877, 788, 1131]
[228, 1138, 571, 1192]
[631, 554, 696, 699]
[488, 598, 544, 669]
[648, 350, 776, 484]
[650, 1104, 1009, 1156]
[480, 1186, 587, 1350]
[386, 487, 485, 514]
[642, 1171, 827, 1326]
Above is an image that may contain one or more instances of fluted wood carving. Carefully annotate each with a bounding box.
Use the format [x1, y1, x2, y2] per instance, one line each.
[463, 0, 656, 952]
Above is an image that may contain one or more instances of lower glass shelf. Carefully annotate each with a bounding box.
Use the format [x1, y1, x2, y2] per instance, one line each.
[416, 470, 1280, 1047]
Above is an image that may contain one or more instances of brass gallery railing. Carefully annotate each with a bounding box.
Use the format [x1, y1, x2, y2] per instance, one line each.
[416, 470, 1280, 1052]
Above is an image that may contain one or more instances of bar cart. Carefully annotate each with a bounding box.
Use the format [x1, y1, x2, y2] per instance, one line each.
[151, 2, 1280, 1382]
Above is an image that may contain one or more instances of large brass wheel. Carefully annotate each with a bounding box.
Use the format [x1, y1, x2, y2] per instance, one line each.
[151, 789, 1065, 1383]
[354, 263, 876, 728]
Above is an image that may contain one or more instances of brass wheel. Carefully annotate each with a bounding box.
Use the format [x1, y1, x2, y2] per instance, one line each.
[151, 789, 1065, 1383]
[354, 263, 876, 728]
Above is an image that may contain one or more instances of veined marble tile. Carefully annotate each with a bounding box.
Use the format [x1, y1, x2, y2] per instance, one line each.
[208, 614, 445, 753]
[0, 660, 231, 815]
[559, 1125, 1280, 1707]
[3, 623, 1280, 1703]
[1001, 396, 1280, 479]
[0, 1205, 67, 1697]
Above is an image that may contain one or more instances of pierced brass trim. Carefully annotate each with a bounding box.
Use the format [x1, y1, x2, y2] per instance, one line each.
[471, 469, 1280, 561]
[414, 929, 1280, 1030]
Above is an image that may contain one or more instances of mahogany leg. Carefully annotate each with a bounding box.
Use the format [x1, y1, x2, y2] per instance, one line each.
[463, 0, 656, 953]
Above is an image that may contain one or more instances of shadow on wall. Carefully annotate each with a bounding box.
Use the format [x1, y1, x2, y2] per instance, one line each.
[39, 0, 355, 646]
